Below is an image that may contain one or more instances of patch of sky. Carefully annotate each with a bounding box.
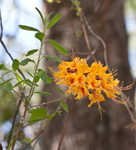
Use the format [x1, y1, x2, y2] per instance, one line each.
[125, 11, 136, 78]
[126, 15, 136, 33]
[1, 121, 12, 134]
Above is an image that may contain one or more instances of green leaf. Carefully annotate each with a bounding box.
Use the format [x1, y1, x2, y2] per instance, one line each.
[35, 32, 44, 42]
[0, 79, 13, 91]
[14, 72, 24, 85]
[38, 69, 52, 84]
[25, 49, 38, 56]
[25, 96, 29, 106]
[28, 108, 48, 124]
[56, 110, 62, 116]
[35, 7, 45, 25]
[24, 138, 31, 143]
[60, 100, 69, 113]
[24, 79, 33, 87]
[0, 64, 8, 70]
[5, 82, 13, 91]
[48, 40, 69, 56]
[20, 58, 34, 66]
[0, 79, 12, 87]
[47, 13, 62, 29]
[19, 25, 39, 32]
[7, 139, 14, 150]
[12, 59, 19, 71]
[24, 79, 38, 87]
[34, 91, 51, 96]
[14, 80, 25, 88]
[44, 56, 61, 63]
[33, 75, 40, 83]
[56, 86, 65, 95]
[26, 71, 33, 78]
[47, 112, 57, 120]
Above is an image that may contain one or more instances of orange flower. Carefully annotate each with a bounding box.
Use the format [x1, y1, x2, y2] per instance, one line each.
[54, 57, 120, 107]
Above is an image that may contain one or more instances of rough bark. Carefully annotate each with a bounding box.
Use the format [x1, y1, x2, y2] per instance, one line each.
[40, 0, 135, 150]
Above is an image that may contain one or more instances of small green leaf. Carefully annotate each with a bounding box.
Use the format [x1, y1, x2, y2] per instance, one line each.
[0, 79, 13, 91]
[24, 79, 33, 87]
[0, 79, 12, 87]
[35, 32, 44, 42]
[0, 64, 8, 70]
[60, 100, 69, 113]
[47, 112, 57, 120]
[35, 7, 45, 25]
[14, 80, 25, 88]
[25, 49, 38, 56]
[19, 25, 39, 32]
[20, 58, 34, 66]
[34, 91, 51, 96]
[5, 82, 13, 91]
[56, 87, 65, 95]
[48, 40, 69, 56]
[44, 56, 61, 63]
[1, 70, 12, 78]
[7, 139, 14, 150]
[24, 138, 31, 143]
[14, 72, 22, 82]
[25, 96, 29, 106]
[33, 75, 40, 83]
[38, 69, 52, 84]
[24, 79, 38, 87]
[14, 72, 24, 85]
[56, 110, 62, 116]
[28, 108, 48, 124]
[47, 13, 62, 29]
[12, 59, 19, 71]
[26, 71, 33, 78]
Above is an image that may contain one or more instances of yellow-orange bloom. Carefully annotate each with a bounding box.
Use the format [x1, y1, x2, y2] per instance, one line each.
[54, 57, 120, 107]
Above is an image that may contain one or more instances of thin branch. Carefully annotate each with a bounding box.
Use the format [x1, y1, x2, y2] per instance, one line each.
[120, 90, 136, 123]
[124, 100, 136, 123]
[57, 102, 74, 150]
[30, 99, 62, 108]
[80, 13, 95, 61]
[83, 15, 108, 66]
[0, 35, 14, 61]
[20, 120, 50, 150]
[0, 39, 26, 79]
[7, 89, 25, 148]
[0, 10, 3, 39]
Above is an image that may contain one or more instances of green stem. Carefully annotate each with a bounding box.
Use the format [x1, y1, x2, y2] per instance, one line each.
[11, 31, 46, 150]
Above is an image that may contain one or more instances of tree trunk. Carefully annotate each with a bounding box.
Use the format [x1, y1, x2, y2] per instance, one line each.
[40, 0, 135, 150]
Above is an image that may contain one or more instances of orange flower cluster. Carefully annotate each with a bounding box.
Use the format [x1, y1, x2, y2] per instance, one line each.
[54, 57, 120, 107]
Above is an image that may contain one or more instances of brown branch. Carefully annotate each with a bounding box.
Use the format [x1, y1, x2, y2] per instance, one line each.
[119, 90, 136, 123]
[80, 13, 95, 61]
[30, 99, 62, 108]
[57, 102, 74, 150]
[7, 90, 25, 148]
[83, 15, 108, 66]
[0, 10, 3, 40]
